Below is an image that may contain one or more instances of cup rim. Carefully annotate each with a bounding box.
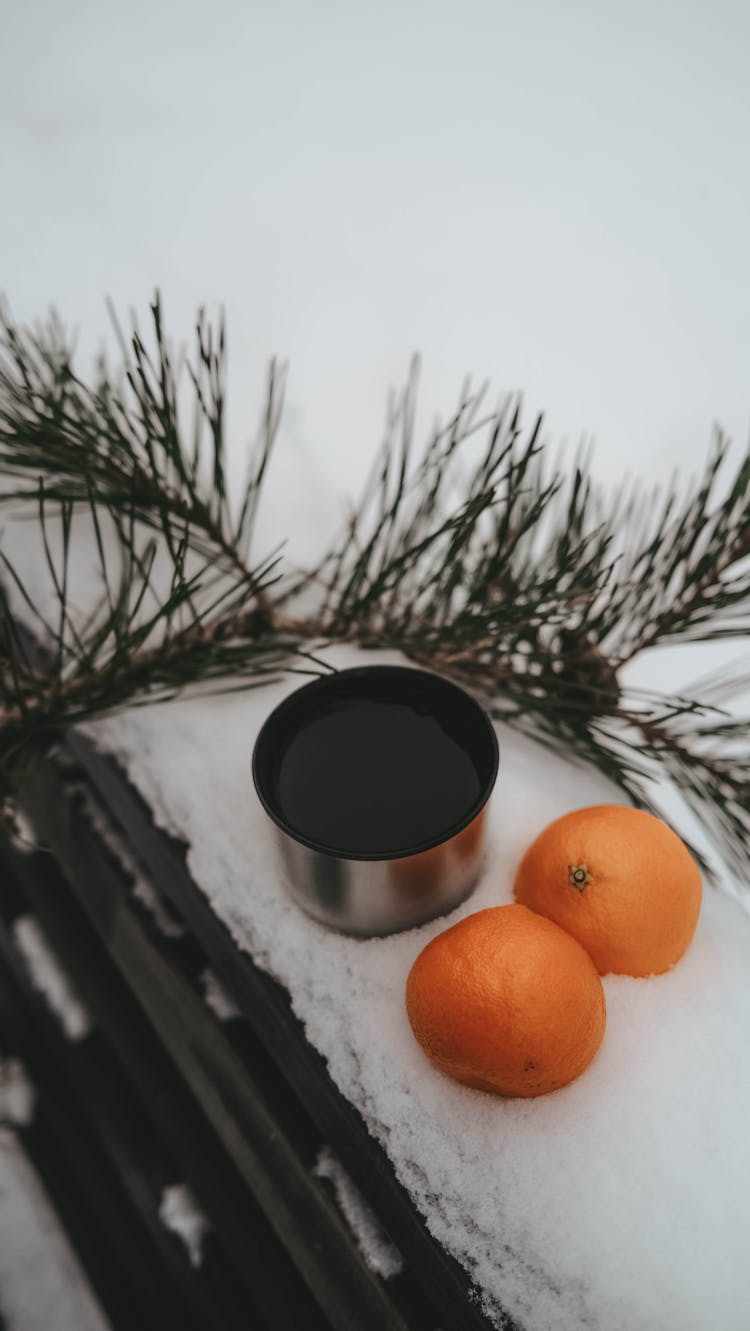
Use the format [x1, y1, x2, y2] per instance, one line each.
[252, 663, 499, 862]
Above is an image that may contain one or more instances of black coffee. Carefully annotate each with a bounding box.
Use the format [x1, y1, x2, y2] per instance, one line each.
[258, 669, 495, 858]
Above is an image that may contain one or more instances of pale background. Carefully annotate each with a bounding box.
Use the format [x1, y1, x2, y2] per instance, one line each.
[3, 0, 750, 471]
[2, 0, 749, 690]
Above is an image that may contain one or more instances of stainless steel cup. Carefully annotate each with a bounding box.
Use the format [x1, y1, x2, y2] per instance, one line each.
[252, 664, 499, 936]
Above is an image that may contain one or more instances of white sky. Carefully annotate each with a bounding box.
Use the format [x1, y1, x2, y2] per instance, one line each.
[2, 0, 749, 503]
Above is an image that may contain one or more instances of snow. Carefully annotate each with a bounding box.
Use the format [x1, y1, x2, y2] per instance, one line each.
[86, 642, 750, 1331]
[12, 916, 92, 1043]
[0, 1129, 110, 1331]
[1, 798, 41, 855]
[158, 1183, 210, 1268]
[0, 1058, 35, 1127]
[200, 968, 240, 1022]
[314, 1146, 403, 1280]
[76, 786, 185, 939]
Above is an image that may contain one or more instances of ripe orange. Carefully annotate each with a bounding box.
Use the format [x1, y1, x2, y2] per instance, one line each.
[513, 805, 702, 977]
[405, 904, 606, 1097]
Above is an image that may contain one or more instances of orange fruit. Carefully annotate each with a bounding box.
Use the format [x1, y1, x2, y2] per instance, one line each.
[405, 904, 606, 1097]
[513, 804, 702, 977]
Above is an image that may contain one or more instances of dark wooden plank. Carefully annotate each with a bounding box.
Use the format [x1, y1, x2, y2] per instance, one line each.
[12, 755, 418, 1331]
[13, 1108, 143, 1331]
[0, 835, 344, 1331]
[0, 982, 197, 1331]
[0, 914, 266, 1331]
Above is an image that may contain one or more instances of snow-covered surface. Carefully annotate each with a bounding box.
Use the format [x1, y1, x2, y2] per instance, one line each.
[0, 1058, 35, 1128]
[201, 968, 241, 1022]
[314, 1146, 403, 1280]
[78, 786, 185, 939]
[0, 1129, 110, 1331]
[12, 915, 92, 1043]
[1, 799, 41, 855]
[158, 1183, 210, 1269]
[87, 643, 750, 1331]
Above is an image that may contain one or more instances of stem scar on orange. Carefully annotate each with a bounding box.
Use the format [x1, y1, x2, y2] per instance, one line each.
[405, 904, 606, 1098]
[513, 805, 702, 977]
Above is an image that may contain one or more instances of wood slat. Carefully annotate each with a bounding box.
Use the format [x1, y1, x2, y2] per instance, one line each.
[0, 982, 201, 1331]
[5, 774, 428, 1331]
[0, 915, 269, 1331]
[0, 836, 357, 1331]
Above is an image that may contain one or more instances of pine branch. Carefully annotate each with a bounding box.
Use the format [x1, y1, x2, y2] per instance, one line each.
[0, 479, 294, 770]
[0, 296, 286, 602]
[586, 433, 750, 658]
[1, 297, 749, 888]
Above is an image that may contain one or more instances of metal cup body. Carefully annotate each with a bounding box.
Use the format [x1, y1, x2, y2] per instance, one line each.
[273, 806, 488, 936]
[253, 665, 498, 937]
